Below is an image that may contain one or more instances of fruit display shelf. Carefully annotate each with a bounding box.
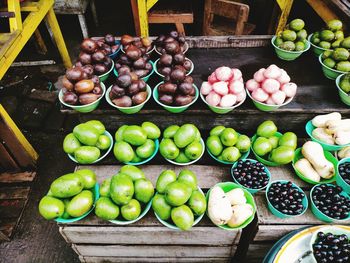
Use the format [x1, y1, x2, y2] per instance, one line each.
[60, 35, 350, 134]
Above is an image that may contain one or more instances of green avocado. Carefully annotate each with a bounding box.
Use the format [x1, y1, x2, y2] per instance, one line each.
[121, 199, 141, 221]
[134, 179, 154, 203]
[122, 125, 147, 146]
[156, 170, 177, 194]
[320, 30, 335, 42]
[73, 123, 100, 146]
[281, 30, 297, 41]
[94, 196, 119, 220]
[110, 174, 134, 205]
[75, 169, 96, 189]
[235, 135, 251, 153]
[184, 141, 203, 160]
[165, 181, 192, 207]
[85, 120, 105, 135]
[221, 146, 241, 162]
[257, 120, 277, 138]
[50, 173, 84, 198]
[74, 146, 101, 164]
[39, 196, 64, 220]
[188, 190, 206, 216]
[63, 133, 81, 154]
[174, 151, 191, 163]
[174, 124, 197, 148]
[341, 36, 350, 49]
[61, 199, 71, 219]
[119, 165, 145, 181]
[152, 193, 172, 220]
[66, 190, 94, 217]
[163, 125, 180, 139]
[336, 61, 350, 72]
[160, 139, 179, 160]
[113, 141, 135, 163]
[269, 146, 295, 164]
[96, 134, 111, 150]
[136, 139, 156, 159]
[99, 178, 111, 197]
[206, 135, 223, 156]
[171, 205, 194, 230]
[177, 169, 197, 191]
[332, 48, 350, 61]
[141, 122, 161, 139]
[115, 125, 128, 142]
[278, 132, 297, 150]
[209, 125, 225, 136]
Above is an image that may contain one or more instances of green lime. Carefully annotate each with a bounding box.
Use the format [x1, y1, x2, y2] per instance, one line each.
[327, 19, 343, 32]
[289, 19, 305, 31]
[281, 30, 297, 41]
[275, 37, 284, 47]
[341, 37, 350, 49]
[336, 61, 350, 72]
[332, 48, 350, 61]
[295, 41, 305, 51]
[335, 30, 344, 40]
[319, 41, 331, 49]
[340, 76, 350, 93]
[322, 50, 333, 59]
[323, 58, 336, 68]
[281, 41, 296, 51]
[296, 29, 307, 40]
[331, 40, 341, 48]
[320, 30, 335, 42]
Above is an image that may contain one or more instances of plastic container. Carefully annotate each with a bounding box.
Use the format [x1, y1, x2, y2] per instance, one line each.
[163, 138, 205, 166]
[98, 60, 114, 82]
[335, 73, 350, 106]
[59, 83, 106, 113]
[305, 120, 350, 151]
[55, 183, 100, 223]
[153, 82, 199, 113]
[336, 157, 350, 194]
[200, 91, 246, 114]
[251, 132, 283, 167]
[205, 182, 256, 230]
[265, 180, 308, 219]
[124, 139, 159, 166]
[154, 187, 205, 230]
[319, 54, 347, 80]
[113, 60, 155, 83]
[109, 199, 152, 225]
[231, 158, 271, 194]
[271, 36, 310, 61]
[108, 40, 121, 59]
[155, 42, 189, 56]
[308, 34, 332, 56]
[292, 147, 337, 185]
[246, 88, 294, 112]
[105, 84, 151, 114]
[310, 183, 350, 223]
[154, 58, 194, 79]
[67, 130, 113, 164]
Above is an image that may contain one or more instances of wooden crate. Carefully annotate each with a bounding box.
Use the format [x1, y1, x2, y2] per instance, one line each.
[54, 0, 89, 14]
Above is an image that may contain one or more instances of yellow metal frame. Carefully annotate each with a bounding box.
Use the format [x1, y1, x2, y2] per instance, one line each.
[0, 0, 72, 80]
[133, 0, 159, 36]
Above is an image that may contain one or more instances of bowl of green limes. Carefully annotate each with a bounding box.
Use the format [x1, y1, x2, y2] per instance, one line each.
[319, 48, 350, 80]
[336, 73, 350, 106]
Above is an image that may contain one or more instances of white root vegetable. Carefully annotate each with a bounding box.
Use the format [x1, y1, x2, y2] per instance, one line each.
[334, 130, 350, 145]
[326, 119, 350, 134]
[226, 188, 247, 205]
[338, 146, 350, 159]
[227, 204, 254, 228]
[301, 141, 335, 179]
[295, 158, 321, 182]
[312, 128, 335, 145]
[208, 186, 233, 225]
[311, 112, 341, 128]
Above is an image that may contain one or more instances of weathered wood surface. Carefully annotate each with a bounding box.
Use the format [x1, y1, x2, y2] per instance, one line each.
[53, 0, 89, 14]
[245, 243, 272, 263]
[0, 171, 36, 183]
[79, 256, 230, 263]
[253, 224, 309, 242]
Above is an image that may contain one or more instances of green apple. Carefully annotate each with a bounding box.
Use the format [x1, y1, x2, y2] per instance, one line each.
[253, 137, 272, 156]
[220, 128, 238, 146]
[256, 120, 277, 138]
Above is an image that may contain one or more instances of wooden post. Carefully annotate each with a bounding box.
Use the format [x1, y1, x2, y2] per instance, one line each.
[275, 0, 294, 34]
[137, 0, 149, 37]
[306, 0, 339, 22]
[7, 0, 22, 32]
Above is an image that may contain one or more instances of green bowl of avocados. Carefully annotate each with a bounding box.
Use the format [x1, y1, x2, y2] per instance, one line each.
[292, 147, 337, 185]
[251, 132, 282, 167]
[271, 36, 310, 61]
[154, 187, 205, 230]
[336, 73, 350, 106]
[319, 53, 347, 80]
[59, 82, 106, 113]
[308, 33, 332, 56]
[98, 60, 114, 82]
[153, 82, 199, 113]
[205, 182, 256, 230]
[68, 130, 113, 164]
[125, 139, 159, 166]
[113, 60, 155, 83]
[305, 120, 350, 151]
[55, 183, 100, 223]
[109, 199, 152, 225]
[105, 84, 152, 114]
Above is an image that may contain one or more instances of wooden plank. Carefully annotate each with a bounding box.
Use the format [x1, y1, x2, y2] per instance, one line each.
[0, 199, 26, 219]
[245, 243, 272, 263]
[0, 219, 16, 241]
[72, 244, 236, 258]
[8, 0, 23, 32]
[254, 225, 310, 242]
[0, 187, 30, 200]
[148, 13, 194, 24]
[306, 0, 339, 23]
[0, 142, 20, 171]
[0, 171, 36, 183]
[60, 226, 241, 245]
[80, 256, 230, 263]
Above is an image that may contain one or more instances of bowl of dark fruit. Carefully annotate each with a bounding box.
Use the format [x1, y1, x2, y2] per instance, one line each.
[310, 184, 350, 222]
[337, 157, 350, 194]
[231, 159, 271, 194]
[310, 226, 350, 263]
[266, 180, 308, 219]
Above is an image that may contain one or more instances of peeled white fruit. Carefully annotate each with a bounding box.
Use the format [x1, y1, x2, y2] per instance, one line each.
[277, 69, 291, 84]
[213, 81, 229, 96]
[334, 130, 350, 145]
[295, 158, 321, 182]
[246, 79, 260, 92]
[236, 90, 246, 102]
[301, 141, 335, 179]
[227, 204, 254, 228]
[265, 97, 276, 105]
[338, 146, 350, 159]
[215, 66, 233, 81]
[220, 94, 237, 107]
[231, 68, 242, 81]
[253, 68, 266, 83]
[229, 80, 244, 94]
[312, 128, 335, 145]
[263, 64, 282, 79]
[200, 81, 212, 95]
[208, 186, 233, 225]
[311, 112, 342, 128]
[252, 88, 268, 102]
[281, 82, 297, 98]
[206, 91, 221, 106]
[226, 188, 246, 205]
[271, 90, 286, 105]
[208, 72, 218, 84]
[262, 79, 280, 94]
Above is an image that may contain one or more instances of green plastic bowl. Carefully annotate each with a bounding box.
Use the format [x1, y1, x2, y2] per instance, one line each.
[251, 132, 283, 167]
[305, 120, 350, 151]
[200, 91, 246, 114]
[59, 82, 106, 113]
[163, 138, 205, 166]
[308, 34, 332, 56]
[124, 139, 159, 166]
[154, 57, 194, 79]
[231, 158, 271, 194]
[109, 199, 152, 225]
[55, 183, 100, 223]
[310, 183, 350, 222]
[153, 82, 199, 113]
[98, 60, 114, 82]
[336, 73, 350, 106]
[265, 180, 308, 219]
[292, 147, 337, 185]
[271, 36, 310, 61]
[113, 60, 155, 82]
[336, 157, 350, 194]
[105, 84, 152, 114]
[154, 187, 205, 230]
[67, 130, 113, 164]
[108, 40, 121, 59]
[155, 42, 189, 56]
[205, 182, 256, 230]
[318, 54, 347, 80]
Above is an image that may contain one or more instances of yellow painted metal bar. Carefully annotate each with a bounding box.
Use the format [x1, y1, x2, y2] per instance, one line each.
[0, 104, 38, 162]
[306, 0, 339, 22]
[146, 0, 158, 12]
[45, 7, 72, 68]
[7, 0, 22, 32]
[20, 2, 40, 12]
[137, 0, 149, 37]
[275, 0, 294, 34]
